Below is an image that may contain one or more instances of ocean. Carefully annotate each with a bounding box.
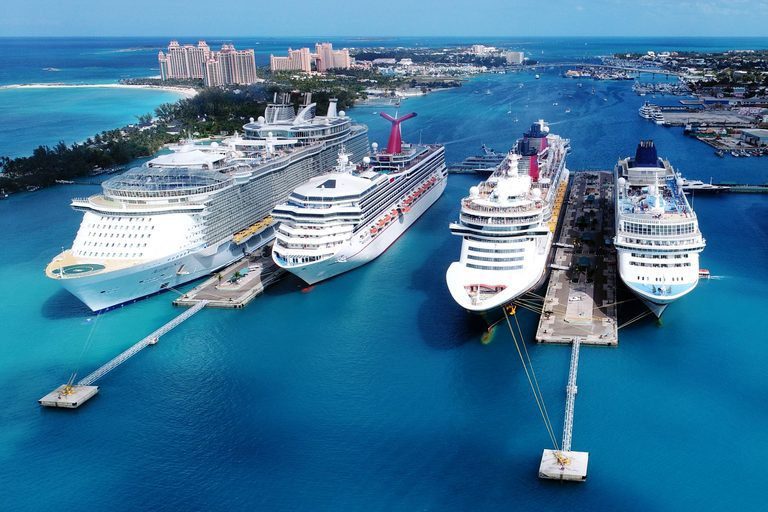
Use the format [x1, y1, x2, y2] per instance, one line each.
[1, 37, 767, 511]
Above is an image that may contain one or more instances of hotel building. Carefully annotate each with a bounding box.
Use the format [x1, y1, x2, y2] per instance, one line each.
[269, 47, 313, 73]
[159, 41, 257, 86]
[269, 43, 351, 73]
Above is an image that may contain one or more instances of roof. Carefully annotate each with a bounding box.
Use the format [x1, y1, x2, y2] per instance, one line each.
[150, 148, 227, 168]
[742, 129, 768, 138]
[292, 172, 375, 199]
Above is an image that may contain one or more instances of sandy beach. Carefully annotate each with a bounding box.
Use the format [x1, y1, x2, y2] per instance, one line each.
[0, 82, 198, 98]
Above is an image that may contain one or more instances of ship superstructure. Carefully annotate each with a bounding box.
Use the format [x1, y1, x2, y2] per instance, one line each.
[271, 112, 446, 284]
[446, 120, 569, 314]
[46, 95, 369, 311]
[614, 141, 706, 317]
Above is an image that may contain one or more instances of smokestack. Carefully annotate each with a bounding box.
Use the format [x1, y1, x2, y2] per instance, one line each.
[529, 155, 539, 182]
[380, 112, 417, 154]
[327, 98, 338, 118]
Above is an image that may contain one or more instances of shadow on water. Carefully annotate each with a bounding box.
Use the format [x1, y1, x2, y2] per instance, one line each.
[40, 289, 94, 319]
[263, 272, 313, 297]
[410, 230, 486, 350]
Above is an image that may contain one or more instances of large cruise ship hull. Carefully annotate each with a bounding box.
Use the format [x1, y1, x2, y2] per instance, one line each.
[446, 231, 552, 317]
[279, 176, 446, 285]
[55, 229, 274, 311]
[617, 257, 699, 318]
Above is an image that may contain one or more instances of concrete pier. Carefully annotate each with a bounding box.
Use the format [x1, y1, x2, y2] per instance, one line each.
[173, 249, 284, 309]
[536, 171, 618, 346]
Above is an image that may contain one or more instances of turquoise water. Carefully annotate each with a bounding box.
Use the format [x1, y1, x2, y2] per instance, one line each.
[0, 87, 185, 158]
[1, 40, 768, 511]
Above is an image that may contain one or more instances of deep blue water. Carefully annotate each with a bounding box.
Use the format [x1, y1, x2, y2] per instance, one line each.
[1, 38, 767, 511]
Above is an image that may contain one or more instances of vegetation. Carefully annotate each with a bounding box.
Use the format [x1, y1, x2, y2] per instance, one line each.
[0, 77, 370, 193]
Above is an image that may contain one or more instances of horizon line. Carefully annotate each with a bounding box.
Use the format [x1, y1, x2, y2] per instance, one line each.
[2, 35, 768, 39]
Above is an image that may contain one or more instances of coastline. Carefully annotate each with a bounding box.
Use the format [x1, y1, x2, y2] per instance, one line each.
[0, 82, 198, 98]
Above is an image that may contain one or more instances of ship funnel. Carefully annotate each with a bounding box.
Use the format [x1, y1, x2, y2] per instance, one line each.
[327, 98, 338, 118]
[634, 140, 658, 167]
[380, 112, 417, 154]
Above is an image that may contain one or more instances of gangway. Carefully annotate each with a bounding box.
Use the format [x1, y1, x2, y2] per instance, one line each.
[39, 301, 208, 408]
[539, 338, 589, 481]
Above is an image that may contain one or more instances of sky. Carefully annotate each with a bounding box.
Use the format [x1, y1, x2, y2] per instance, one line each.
[1, 0, 766, 38]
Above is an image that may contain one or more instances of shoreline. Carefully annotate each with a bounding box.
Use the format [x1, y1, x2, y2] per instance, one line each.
[0, 82, 199, 98]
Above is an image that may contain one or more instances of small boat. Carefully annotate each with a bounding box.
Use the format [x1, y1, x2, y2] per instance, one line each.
[535, 74, 540, 80]
[698, 269, 711, 279]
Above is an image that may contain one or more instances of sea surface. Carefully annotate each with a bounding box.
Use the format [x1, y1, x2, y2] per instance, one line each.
[1, 38, 767, 511]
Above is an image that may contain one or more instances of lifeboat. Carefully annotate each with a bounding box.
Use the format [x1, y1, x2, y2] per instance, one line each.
[402, 206, 411, 213]
[371, 226, 378, 235]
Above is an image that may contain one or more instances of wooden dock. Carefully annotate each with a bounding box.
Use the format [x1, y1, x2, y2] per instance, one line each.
[536, 171, 618, 346]
[173, 248, 285, 309]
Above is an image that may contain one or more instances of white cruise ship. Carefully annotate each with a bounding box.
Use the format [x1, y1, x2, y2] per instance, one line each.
[638, 100, 658, 120]
[446, 120, 569, 315]
[271, 112, 446, 284]
[46, 95, 369, 311]
[614, 141, 706, 317]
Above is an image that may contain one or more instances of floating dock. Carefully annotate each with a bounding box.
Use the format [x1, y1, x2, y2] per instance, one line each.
[39, 300, 208, 409]
[536, 171, 618, 346]
[173, 249, 285, 309]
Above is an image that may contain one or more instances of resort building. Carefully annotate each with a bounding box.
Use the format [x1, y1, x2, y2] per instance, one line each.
[270, 47, 313, 73]
[269, 43, 351, 73]
[159, 41, 257, 86]
[314, 42, 351, 72]
[158, 40, 211, 80]
[203, 44, 258, 86]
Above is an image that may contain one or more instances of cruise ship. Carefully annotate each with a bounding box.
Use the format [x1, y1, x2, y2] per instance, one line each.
[638, 100, 658, 120]
[448, 145, 506, 174]
[46, 95, 369, 311]
[446, 120, 569, 315]
[271, 112, 446, 284]
[614, 141, 706, 317]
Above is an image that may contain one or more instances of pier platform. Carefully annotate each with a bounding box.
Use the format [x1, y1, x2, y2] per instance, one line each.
[173, 248, 285, 309]
[536, 171, 618, 346]
[38, 385, 98, 409]
[40, 300, 208, 409]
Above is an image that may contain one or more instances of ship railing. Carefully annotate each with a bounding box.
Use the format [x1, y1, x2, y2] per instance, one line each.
[460, 213, 539, 226]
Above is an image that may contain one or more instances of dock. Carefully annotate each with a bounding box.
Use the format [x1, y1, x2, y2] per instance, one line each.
[39, 300, 208, 409]
[538, 340, 590, 481]
[173, 249, 285, 309]
[535, 171, 618, 346]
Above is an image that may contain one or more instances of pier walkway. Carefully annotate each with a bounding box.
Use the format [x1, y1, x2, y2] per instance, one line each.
[535, 171, 618, 346]
[39, 300, 208, 408]
[78, 300, 208, 386]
